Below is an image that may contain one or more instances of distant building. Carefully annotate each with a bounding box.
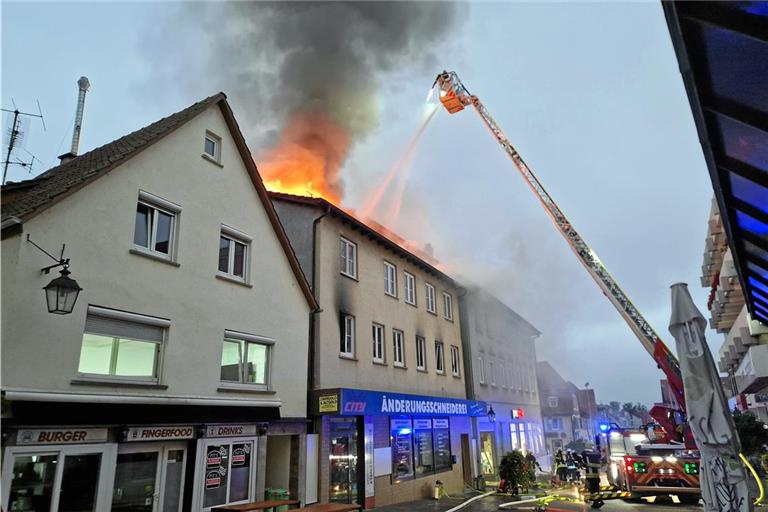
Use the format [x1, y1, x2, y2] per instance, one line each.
[458, 285, 542, 480]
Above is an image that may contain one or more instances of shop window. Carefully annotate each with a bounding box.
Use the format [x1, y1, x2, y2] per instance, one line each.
[391, 418, 414, 481]
[8, 454, 57, 511]
[201, 440, 254, 509]
[432, 418, 452, 472]
[413, 419, 434, 477]
[510, 423, 519, 450]
[220, 330, 272, 387]
[77, 306, 168, 383]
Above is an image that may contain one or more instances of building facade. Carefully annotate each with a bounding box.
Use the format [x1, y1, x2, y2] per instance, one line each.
[458, 285, 543, 480]
[702, 199, 768, 420]
[271, 193, 485, 508]
[1, 95, 317, 511]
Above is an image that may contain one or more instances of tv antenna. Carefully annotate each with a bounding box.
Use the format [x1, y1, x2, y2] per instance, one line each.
[2, 100, 46, 185]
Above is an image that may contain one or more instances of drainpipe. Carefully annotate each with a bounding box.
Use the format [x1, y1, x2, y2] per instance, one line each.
[307, 206, 330, 433]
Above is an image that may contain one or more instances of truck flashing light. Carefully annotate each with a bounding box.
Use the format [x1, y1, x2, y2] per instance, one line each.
[633, 462, 648, 474]
[599, 423, 610, 432]
[684, 462, 699, 475]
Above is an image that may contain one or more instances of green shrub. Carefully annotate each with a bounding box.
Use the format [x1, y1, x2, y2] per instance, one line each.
[499, 450, 535, 493]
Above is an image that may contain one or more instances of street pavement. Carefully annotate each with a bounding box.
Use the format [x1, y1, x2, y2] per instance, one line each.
[372, 492, 701, 511]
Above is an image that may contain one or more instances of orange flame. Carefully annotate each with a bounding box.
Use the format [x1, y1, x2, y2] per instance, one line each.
[259, 110, 350, 204]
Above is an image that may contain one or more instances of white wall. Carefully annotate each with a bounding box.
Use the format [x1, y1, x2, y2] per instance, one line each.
[1, 104, 310, 417]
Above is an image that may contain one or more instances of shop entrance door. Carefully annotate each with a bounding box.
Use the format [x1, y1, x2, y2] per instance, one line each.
[329, 418, 358, 504]
[479, 431, 496, 477]
[2, 443, 116, 512]
[112, 443, 187, 512]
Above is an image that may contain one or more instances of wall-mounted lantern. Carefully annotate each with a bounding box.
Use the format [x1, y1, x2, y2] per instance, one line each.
[27, 235, 82, 315]
[487, 405, 496, 423]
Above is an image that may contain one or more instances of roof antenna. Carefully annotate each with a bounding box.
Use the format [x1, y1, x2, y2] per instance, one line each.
[1, 99, 46, 185]
[58, 76, 90, 164]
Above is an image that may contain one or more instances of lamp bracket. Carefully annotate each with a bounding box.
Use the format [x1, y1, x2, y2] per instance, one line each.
[26, 234, 69, 274]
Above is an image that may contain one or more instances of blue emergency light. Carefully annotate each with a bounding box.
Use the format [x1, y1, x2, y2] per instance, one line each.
[599, 423, 610, 432]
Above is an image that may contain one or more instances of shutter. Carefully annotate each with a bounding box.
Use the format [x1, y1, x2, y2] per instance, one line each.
[85, 313, 164, 342]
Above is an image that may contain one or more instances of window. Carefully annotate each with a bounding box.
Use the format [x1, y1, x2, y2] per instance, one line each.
[384, 261, 397, 297]
[393, 417, 452, 481]
[133, 193, 178, 259]
[415, 336, 426, 371]
[548, 396, 559, 408]
[77, 306, 168, 382]
[489, 361, 496, 386]
[477, 355, 485, 384]
[443, 292, 453, 321]
[218, 229, 249, 281]
[372, 323, 385, 363]
[546, 417, 562, 431]
[340, 314, 355, 357]
[391, 418, 414, 481]
[340, 237, 357, 278]
[393, 329, 405, 367]
[220, 330, 272, 386]
[201, 439, 254, 508]
[425, 283, 436, 314]
[435, 341, 445, 374]
[203, 131, 221, 163]
[404, 272, 416, 305]
[450, 346, 460, 376]
[501, 361, 508, 388]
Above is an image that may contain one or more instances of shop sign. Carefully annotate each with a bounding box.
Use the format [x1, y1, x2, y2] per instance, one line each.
[125, 426, 195, 442]
[207, 446, 226, 466]
[318, 394, 339, 413]
[413, 419, 432, 430]
[325, 389, 486, 417]
[232, 446, 249, 466]
[511, 408, 525, 419]
[432, 418, 449, 429]
[205, 424, 257, 438]
[17, 427, 108, 445]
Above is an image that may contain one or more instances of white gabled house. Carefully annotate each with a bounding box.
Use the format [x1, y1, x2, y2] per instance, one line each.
[1, 93, 318, 511]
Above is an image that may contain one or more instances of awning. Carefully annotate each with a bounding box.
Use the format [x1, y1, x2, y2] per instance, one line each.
[664, 2, 768, 325]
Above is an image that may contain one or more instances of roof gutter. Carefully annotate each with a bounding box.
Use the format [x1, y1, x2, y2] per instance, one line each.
[1, 216, 23, 240]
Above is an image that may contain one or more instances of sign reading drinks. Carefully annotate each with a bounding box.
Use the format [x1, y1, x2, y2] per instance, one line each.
[205, 424, 257, 438]
[126, 426, 195, 442]
[324, 389, 486, 417]
[17, 428, 108, 445]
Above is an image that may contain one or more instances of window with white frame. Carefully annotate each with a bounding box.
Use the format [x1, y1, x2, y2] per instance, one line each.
[435, 341, 445, 374]
[425, 283, 436, 314]
[477, 355, 486, 384]
[218, 228, 250, 281]
[393, 329, 405, 367]
[415, 336, 426, 371]
[203, 131, 222, 163]
[548, 396, 559, 408]
[220, 330, 272, 386]
[489, 361, 496, 386]
[340, 314, 355, 357]
[404, 271, 416, 305]
[501, 361, 508, 388]
[340, 237, 357, 278]
[384, 261, 397, 297]
[77, 306, 168, 382]
[443, 292, 454, 321]
[372, 323, 385, 363]
[450, 346, 460, 376]
[133, 192, 179, 259]
[546, 417, 562, 431]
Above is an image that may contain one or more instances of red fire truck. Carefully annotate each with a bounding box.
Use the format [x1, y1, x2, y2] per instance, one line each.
[599, 426, 701, 504]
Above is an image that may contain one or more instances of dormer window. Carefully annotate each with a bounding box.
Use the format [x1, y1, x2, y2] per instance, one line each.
[203, 131, 221, 164]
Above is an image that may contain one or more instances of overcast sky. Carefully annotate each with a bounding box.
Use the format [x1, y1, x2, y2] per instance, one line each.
[3, 1, 715, 405]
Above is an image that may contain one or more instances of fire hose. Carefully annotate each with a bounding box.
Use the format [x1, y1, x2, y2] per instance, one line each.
[740, 452, 765, 505]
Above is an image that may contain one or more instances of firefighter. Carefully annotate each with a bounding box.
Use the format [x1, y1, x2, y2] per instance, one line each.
[554, 449, 567, 485]
[582, 449, 604, 509]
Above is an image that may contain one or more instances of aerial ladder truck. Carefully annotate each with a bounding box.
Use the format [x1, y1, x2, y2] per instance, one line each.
[432, 71, 702, 503]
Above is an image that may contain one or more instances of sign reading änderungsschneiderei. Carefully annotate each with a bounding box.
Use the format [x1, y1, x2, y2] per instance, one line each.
[316, 389, 486, 417]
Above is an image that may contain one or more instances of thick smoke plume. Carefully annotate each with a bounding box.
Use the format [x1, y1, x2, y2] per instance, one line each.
[190, 1, 465, 201]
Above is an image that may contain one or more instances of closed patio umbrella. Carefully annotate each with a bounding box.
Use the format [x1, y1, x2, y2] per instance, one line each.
[669, 282, 751, 511]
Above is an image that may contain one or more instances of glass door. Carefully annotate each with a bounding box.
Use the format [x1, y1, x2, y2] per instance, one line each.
[2, 444, 116, 512]
[112, 443, 186, 512]
[329, 418, 358, 504]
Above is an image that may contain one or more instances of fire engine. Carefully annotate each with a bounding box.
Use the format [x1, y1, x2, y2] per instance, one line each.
[598, 424, 701, 503]
[432, 70, 703, 503]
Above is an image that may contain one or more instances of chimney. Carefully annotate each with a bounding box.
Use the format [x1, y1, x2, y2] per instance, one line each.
[58, 76, 90, 164]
